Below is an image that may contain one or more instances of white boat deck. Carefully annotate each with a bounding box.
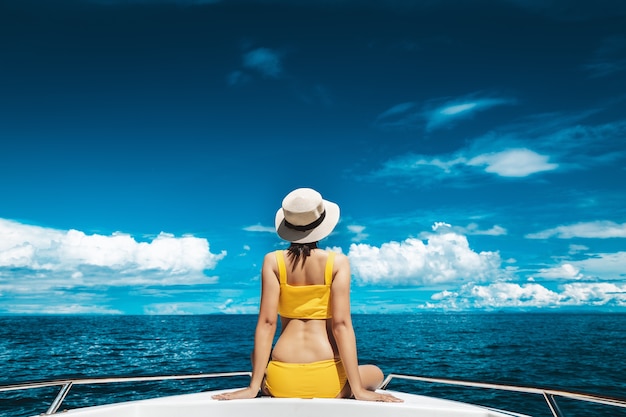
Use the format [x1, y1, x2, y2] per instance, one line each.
[55, 388, 528, 417]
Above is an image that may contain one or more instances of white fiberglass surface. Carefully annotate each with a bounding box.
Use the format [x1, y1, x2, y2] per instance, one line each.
[51, 390, 526, 417]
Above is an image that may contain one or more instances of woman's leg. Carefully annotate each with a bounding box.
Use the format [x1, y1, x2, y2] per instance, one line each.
[358, 364, 385, 390]
[337, 364, 385, 398]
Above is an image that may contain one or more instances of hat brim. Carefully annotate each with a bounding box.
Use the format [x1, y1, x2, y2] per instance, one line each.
[275, 200, 340, 243]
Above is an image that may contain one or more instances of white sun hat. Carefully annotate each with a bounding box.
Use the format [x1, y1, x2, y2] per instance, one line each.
[275, 188, 340, 243]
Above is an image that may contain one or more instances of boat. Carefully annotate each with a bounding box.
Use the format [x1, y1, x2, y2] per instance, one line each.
[2, 371, 625, 417]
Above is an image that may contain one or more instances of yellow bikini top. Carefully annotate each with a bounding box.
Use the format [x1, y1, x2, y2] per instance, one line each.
[276, 250, 335, 319]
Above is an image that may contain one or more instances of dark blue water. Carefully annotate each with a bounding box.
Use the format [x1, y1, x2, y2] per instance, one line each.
[1, 313, 625, 417]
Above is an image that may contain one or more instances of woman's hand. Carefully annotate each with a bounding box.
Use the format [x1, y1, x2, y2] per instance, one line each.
[211, 386, 259, 401]
[353, 389, 403, 403]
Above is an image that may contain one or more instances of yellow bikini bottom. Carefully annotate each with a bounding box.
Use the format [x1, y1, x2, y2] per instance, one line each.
[264, 358, 347, 398]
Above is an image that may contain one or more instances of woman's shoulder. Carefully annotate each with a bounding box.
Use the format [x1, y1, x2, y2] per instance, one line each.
[325, 249, 349, 265]
[262, 250, 280, 264]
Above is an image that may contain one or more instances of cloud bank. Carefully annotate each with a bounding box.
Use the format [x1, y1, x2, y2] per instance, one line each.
[3, 217, 624, 313]
[346, 222, 626, 311]
[348, 229, 504, 286]
[427, 282, 626, 310]
[0, 218, 226, 289]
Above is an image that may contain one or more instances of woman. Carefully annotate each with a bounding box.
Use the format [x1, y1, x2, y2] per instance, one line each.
[213, 188, 400, 402]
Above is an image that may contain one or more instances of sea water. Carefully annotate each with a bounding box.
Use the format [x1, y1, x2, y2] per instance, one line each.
[1, 313, 625, 417]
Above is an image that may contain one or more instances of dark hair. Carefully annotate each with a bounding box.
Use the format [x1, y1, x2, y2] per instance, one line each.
[286, 242, 318, 270]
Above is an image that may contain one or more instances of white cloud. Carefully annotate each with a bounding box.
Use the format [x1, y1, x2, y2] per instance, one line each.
[467, 148, 558, 177]
[560, 282, 626, 306]
[527, 221, 626, 239]
[430, 289, 457, 301]
[0, 283, 126, 314]
[428, 222, 507, 237]
[468, 282, 561, 308]
[144, 303, 192, 315]
[373, 102, 420, 129]
[375, 102, 416, 121]
[373, 154, 467, 178]
[348, 228, 503, 286]
[570, 251, 626, 281]
[0, 218, 226, 288]
[3, 303, 124, 315]
[374, 95, 515, 132]
[243, 224, 275, 233]
[432, 222, 451, 231]
[243, 47, 283, 78]
[228, 47, 285, 86]
[426, 281, 626, 310]
[372, 147, 557, 182]
[439, 103, 478, 115]
[568, 244, 589, 254]
[347, 225, 368, 242]
[144, 297, 259, 315]
[327, 245, 344, 255]
[457, 223, 508, 236]
[527, 252, 626, 283]
[426, 98, 516, 131]
[535, 263, 583, 280]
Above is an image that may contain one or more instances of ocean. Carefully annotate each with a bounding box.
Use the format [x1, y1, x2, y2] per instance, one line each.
[1, 313, 625, 417]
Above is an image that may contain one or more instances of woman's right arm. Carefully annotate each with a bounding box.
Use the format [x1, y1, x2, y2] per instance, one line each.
[331, 254, 401, 402]
[213, 252, 280, 400]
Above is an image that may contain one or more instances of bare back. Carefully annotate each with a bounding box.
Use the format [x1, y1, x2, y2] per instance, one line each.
[271, 249, 339, 363]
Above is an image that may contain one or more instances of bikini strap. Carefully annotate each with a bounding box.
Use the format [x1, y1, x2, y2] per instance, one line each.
[275, 250, 287, 284]
[324, 251, 336, 285]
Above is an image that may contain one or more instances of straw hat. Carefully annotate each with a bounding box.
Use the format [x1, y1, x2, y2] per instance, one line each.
[275, 188, 340, 243]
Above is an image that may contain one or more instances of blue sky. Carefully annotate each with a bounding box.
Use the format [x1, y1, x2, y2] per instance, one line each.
[1, 0, 625, 314]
